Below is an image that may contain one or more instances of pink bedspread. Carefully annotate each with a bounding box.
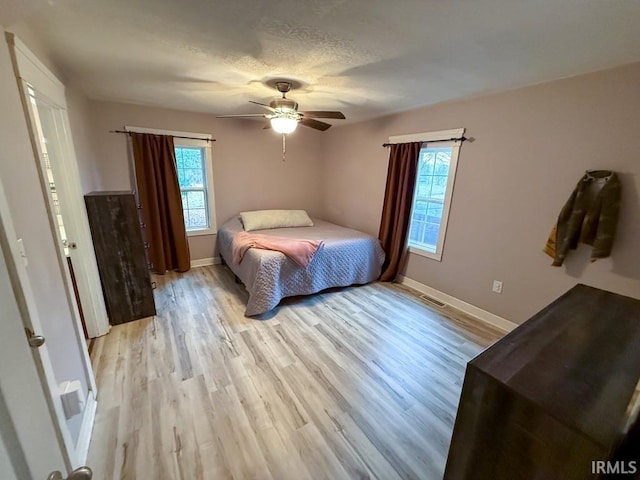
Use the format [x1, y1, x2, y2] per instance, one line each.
[232, 231, 323, 268]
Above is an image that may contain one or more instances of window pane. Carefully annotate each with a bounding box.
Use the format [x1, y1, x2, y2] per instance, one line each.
[178, 168, 186, 187]
[413, 199, 428, 217]
[434, 151, 451, 175]
[175, 148, 185, 170]
[408, 216, 438, 252]
[175, 147, 205, 188]
[416, 174, 433, 198]
[423, 222, 440, 249]
[426, 203, 443, 223]
[182, 148, 203, 169]
[430, 176, 448, 201]
[419, 151, 435, 176]
[185, 190, 205, 209]
[187, 209, 207, 229]
[409, 219, 424, 243]
[180, 168, 204, 188]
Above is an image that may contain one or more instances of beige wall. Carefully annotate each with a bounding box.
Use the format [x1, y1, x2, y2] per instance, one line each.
[322, 62, 640, 324]
[6, 22, 65, 81]
[66, 84, 102, 193]
[8, 24, 103, 192]
[85, 100, 325, 261]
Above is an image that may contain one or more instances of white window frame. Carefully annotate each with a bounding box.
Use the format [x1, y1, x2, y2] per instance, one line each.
[388, 128, 464, 262]
[125, 126, 216, 236]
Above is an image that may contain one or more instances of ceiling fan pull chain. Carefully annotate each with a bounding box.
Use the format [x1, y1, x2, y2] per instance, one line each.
[282, 133, 286, 162]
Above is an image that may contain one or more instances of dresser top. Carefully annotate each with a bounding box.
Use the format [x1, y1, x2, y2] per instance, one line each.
[472, 284, 640, 448]
[85, 191, 134, 196]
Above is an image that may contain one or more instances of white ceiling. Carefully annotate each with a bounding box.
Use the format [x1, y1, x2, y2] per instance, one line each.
[8, 0, 640, 124]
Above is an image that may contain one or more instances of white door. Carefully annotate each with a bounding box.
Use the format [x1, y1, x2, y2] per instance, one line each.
[0, 177, 91, 478]
[0, 226, 66, 479]
[2, 34, 100, 468]
[7, 33, 110, 339]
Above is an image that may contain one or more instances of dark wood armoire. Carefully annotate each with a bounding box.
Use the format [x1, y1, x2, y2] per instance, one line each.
[85, 191, 156, 325]
[445, 284, 640, 480]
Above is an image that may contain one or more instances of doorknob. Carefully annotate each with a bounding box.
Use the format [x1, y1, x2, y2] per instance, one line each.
[47, 466, 93, 480]
[25, 327, 45, 348]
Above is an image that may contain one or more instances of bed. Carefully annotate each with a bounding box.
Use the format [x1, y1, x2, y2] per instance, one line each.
[217, 216, 385, 316]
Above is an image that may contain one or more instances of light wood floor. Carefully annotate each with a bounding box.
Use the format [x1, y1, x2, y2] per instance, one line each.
[87, 265, 504, 480]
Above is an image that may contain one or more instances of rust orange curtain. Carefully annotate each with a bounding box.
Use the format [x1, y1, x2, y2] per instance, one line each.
[378, 142, 422, 281]
[131, 133, 190, 274]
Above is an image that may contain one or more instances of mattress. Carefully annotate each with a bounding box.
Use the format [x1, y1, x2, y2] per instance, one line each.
[217, 217, 385, 316]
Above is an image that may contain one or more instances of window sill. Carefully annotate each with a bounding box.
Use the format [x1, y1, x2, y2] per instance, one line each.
[408, 246, 442, 262]
[186, 228, 217, 237]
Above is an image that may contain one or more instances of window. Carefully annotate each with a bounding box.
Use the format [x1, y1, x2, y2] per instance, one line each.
[173, 138, 216, 236]
[391, 128, 463, 261]
[126, 127, 216, 236]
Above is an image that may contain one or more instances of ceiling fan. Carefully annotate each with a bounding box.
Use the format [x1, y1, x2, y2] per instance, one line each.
[216, 81, 346, 134]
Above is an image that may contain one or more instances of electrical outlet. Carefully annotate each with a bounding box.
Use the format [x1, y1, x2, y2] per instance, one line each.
[492, 280, 503, 294]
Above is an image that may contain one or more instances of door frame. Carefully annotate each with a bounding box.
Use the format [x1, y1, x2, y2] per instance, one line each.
[5, 32, 110, 338]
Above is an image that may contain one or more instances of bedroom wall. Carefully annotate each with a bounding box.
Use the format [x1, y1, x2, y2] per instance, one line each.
[85, 100, 325, 261]
[66, 84, 103, 193]
[7, 23, 104, 192]
[5, 21, 64, 80]
[6, 23, 101, 195]
[321, 62, 640, 324]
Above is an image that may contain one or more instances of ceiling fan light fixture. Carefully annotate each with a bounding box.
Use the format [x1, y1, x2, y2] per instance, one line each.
[270, 116, 298, 134]
[218, 81, 345, 133]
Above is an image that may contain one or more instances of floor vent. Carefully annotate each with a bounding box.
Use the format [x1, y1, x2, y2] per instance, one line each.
[419, 294, 446, 308]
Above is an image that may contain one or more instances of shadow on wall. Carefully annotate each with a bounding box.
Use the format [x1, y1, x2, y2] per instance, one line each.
[612, 172, 640, 280]
[561, 171, 639, 281]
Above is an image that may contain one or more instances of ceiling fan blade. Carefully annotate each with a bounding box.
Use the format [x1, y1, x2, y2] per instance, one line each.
[249, 100, 276, 112]
[299, 117, 332, 131]
[216, 114, 267, 118]
[300, 111, 346, 119]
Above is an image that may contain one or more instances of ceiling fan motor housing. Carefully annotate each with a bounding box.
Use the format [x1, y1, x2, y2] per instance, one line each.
[269, 98, 298, 113]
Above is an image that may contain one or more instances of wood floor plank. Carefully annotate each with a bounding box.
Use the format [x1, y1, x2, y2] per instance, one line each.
[86, 406, 119, 480]
[282, 361, 399, 480]
[87, 265, 503, 479]
[293, 423, 353, 480]
[210, 385, 274, 480]
[232, 364, 315, 480]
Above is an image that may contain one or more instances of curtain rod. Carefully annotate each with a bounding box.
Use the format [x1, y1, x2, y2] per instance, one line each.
[382, 136, 466, 147]
[110, 130, 216, 142]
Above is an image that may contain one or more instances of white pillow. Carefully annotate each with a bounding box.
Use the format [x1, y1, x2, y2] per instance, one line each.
[240, 209, 314, 232]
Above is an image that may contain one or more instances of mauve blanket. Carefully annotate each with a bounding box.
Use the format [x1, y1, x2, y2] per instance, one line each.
[217, 217, 385, 316]
[232, 231, 323, 267]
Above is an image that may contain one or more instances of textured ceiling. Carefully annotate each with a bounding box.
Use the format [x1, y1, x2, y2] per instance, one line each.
[10, 0, 640, 123]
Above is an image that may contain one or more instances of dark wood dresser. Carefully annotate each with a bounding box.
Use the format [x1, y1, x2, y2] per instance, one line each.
[445, 284, 640, 480]
[85, 191, 156, 325]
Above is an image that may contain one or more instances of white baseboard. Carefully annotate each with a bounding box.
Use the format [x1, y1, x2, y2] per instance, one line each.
[74, 391, 97, 466]
[190, 256, 221, 268]
[397, 275, 517, 333]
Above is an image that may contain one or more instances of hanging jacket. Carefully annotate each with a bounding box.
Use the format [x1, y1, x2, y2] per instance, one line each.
[544, 170, 621, 266]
